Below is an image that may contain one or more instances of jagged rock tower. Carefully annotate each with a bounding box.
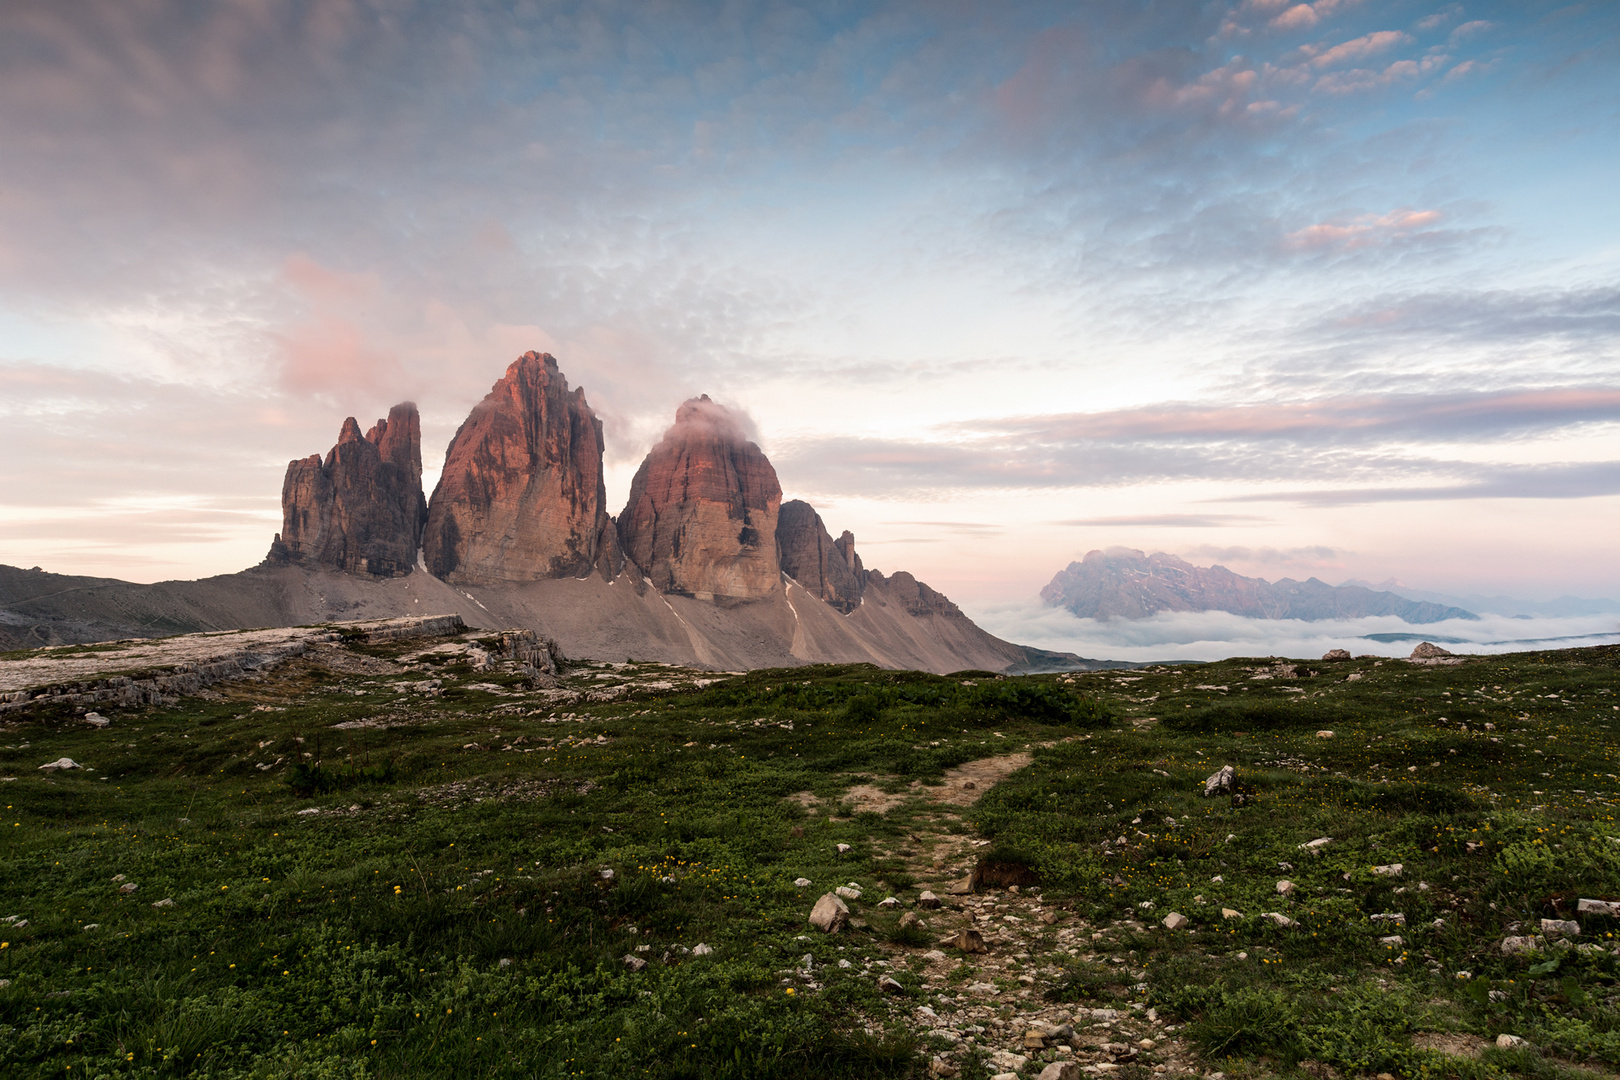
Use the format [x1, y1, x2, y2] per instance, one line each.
[423, 352, 621, 584]
[268, 402, 427, 576]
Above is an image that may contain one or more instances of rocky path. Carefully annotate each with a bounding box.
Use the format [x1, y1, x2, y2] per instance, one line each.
[813, 747, 1205, 1080]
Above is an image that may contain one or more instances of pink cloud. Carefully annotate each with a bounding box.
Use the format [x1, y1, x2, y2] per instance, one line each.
[1312, 30, 1411, 67]
[272, 254, 402, 398]
[1285, 208, 1443, 249]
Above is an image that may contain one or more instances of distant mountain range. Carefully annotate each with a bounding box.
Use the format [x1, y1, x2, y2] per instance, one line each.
[1042, 548, 1478, 624]
[1341, 580, 1620, 619]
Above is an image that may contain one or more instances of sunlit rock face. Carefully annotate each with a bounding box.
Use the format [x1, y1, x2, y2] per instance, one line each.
[269, 403, 427, 577]
[618, 395, 782, 601]
[776, 499, 865, 613]
[423, 352, 620, 584]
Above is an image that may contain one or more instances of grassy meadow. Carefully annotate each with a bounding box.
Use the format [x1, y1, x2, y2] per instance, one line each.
[1, 632, 1618, 1079]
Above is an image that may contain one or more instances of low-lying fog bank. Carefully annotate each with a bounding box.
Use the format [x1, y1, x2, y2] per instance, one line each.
[964, 601, 1620, 665]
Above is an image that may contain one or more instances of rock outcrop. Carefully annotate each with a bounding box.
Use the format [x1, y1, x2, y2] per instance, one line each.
[1041, 548, 1477, 623]
[618, 395, 782, 601]
[267, 402, 426, 576]
[423, 352, 621, 584]
[777, 500, 865, 613]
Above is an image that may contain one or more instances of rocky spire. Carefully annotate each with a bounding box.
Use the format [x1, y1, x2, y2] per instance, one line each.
[618, 395, 782, 601]
[268, 401, 427, 577]
[423, 351, 621, 584]
[776, 499, 865, 613]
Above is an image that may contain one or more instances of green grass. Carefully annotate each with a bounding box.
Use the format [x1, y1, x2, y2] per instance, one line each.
[0, 641, 1617, 1077]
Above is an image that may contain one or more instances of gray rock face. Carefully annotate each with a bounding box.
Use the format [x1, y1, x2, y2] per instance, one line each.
[269, 403, 427, 577]
[776, 500, 866, 613]
[1042, 548, 1476, 623]
[1203, 765, 1235, 797]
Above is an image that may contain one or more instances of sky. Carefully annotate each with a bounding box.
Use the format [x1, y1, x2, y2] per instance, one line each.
[1, 0, 1617, 633]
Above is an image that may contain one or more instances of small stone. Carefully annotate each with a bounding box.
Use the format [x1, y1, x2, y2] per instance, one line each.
[1037, 1064, 1080, 1080]
[835, 843, 852, 854]
[151, 898, 174, 908]
[923, 949, 947, 961]
[83, 712, 110, 727]
[793, 877, 812, 888]
[1321, 649, 1351, 661]
[1261, 912, 1296, 928]
[1024, 1029, 1049, 1049]
[1137, 1038, 1156, 1050]
[917, 890, 942, 909]
[1541, 918, 1581, 938]
[297, 808, 320, 816]
[1221, 908, 1241, 919]
[598, 868, 615, 881]
[1161, 912, 1189, 931]
[951, 928, 988, 954]
[1578, 898, 1620, 917]
[691, 943, 713, 956]
[118, 883, 138, 894]
[1379, 935, 1404, 947]
[622, 954, 647, 972]
[1299, 838, 1332, 850]
[1315, 730, 1334, 739]
[38, 758, 81, 772]
[877, 896, 901, 908]
[946, 875, 974, 895]
[898, 911, 922, 929]
[809, 893, 850, 933]
[82, 924, 97, 931]
[962, 781, 976, 790]
[1496, 1034, 1527, 1049]
[1276, 880, 1295, 896]
[878, 975, 906, 994]
[1371, 863, 1403, 877]
[1500, 936, 1538, 955]
[929, 1059, 961, 1078]
[110, 875, 125, 883]
[498, 957, 513, 969]
[1040, 909, 1060, 924]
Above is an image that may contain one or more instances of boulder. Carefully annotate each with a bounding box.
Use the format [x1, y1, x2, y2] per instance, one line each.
[1203, 765, 1235, 797]
[776, 500, 866, 613]
[424, 353, 620, 584]
[1578, 899, 1620, 917]
[1321, 649, 1352, 661]
[618, 395, 782, 600]
[1410, 641, 1453, 659]
[809, 892, 850, 933]
[269, 402, 427, 577]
